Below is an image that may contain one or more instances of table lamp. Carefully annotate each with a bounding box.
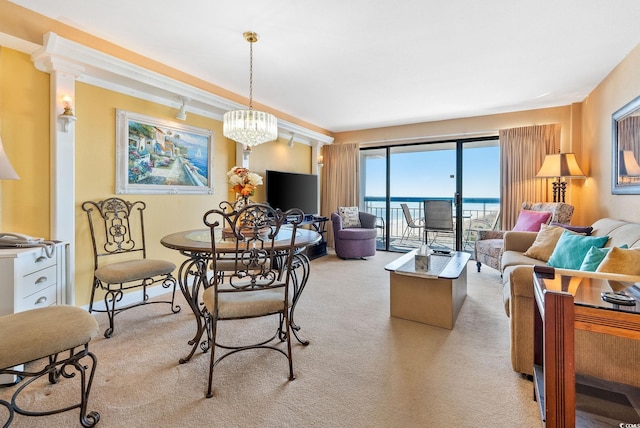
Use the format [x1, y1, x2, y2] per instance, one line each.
[535, 153, 585, 203]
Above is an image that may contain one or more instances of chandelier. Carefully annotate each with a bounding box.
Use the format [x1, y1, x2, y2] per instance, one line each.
[223, 31, 278, 147]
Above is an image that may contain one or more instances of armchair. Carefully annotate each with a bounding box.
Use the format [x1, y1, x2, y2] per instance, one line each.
[331, 211, 377, 259]
[474, 202, 574, 273]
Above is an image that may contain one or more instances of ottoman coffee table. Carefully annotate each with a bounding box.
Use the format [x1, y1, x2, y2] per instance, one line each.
[385, 250, 470, 329]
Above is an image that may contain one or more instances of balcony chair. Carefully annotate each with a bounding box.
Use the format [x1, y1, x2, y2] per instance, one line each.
[330, 209, 377, 259]
[82, 197, 181, 338]
[400, 203, 424, 243]
[474, 201, 574, 273]
[0, 305, 100, 427]
[423, 199, 455, 249]
[201, 203, 303, 397]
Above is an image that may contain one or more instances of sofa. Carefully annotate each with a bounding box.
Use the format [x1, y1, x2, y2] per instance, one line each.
[501, 218, 640, 386]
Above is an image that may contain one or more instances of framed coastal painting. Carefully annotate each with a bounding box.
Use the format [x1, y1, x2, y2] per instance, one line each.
[115, 109, 214, 195]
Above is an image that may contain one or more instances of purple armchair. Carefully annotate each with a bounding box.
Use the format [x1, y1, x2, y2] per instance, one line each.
[331, 211, 377, 259]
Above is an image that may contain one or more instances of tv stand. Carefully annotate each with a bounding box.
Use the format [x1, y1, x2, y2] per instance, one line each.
[300, 216, 328, 260]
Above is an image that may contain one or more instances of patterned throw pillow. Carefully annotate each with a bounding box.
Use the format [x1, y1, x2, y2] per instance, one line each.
[338, 206, 361, 228]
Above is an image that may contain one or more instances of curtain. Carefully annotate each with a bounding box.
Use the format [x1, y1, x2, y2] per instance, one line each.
[499, 124, 560, 230]
[321, 142, 359, 247]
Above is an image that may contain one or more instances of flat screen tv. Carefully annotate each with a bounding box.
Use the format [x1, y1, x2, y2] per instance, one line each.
[266, 170, 318, 216]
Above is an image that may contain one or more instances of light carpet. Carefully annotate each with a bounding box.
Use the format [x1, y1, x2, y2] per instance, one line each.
[1, 250, 540, 427]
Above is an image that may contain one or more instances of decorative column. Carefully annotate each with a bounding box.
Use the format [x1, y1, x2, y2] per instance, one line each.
[32, 33, 85, 305]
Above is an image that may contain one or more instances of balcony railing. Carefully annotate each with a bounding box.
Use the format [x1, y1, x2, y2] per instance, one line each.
[363, 196, 499, 252]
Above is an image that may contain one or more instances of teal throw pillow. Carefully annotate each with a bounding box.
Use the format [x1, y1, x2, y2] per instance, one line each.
[579, 244, 629, 272]
[547, 231, 609, 270]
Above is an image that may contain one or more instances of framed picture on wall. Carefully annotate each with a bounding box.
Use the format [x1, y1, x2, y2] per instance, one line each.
[115, 109, 214, 195]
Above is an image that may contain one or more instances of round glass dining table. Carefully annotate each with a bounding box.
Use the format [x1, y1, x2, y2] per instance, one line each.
[161, 227, 321, 363]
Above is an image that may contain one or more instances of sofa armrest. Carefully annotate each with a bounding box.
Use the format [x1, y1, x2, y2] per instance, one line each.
[503, 231, 537, 253]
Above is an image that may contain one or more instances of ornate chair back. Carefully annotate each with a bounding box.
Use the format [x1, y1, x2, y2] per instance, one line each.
[81, 197, 179, 338]
[200, 203, 304, 397]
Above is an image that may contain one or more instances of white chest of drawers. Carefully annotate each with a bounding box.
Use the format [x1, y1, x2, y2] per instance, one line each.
[0, 242, 69, 384]
[0, 242, 69, 316]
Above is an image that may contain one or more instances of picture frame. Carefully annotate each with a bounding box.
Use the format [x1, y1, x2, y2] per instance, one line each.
[116, 109, 214, 195]
[612, 95, 640, 195]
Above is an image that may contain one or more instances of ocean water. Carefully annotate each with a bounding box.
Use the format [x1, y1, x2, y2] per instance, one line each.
[185, 149, 208, 178]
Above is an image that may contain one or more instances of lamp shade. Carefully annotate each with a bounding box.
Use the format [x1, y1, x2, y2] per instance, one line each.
[535, 153, 585, 179]
[619, 150, 640, 177]
[0, 136, 19, 180]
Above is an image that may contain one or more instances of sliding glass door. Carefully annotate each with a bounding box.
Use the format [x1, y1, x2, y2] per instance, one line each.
[360, 137, 499, 253]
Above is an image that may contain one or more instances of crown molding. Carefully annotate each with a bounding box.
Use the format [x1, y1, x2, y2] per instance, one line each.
[30, 32, 333, 146]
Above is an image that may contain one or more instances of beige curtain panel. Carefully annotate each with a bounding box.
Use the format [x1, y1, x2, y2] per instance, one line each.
[499, 124, 560, 230]
[321, 142, 360, 248]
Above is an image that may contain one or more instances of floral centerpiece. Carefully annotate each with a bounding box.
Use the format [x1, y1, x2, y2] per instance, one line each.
[227, 166, 263, 204]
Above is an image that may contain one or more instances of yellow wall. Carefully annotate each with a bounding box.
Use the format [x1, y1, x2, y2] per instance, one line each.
[0, 47, 51, 238]
[0, 49, 312, 306]
[581, 43, 640, 224]
[71, 84, 311, 306]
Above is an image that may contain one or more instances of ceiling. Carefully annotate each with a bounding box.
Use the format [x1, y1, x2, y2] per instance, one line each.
[10, 0, 640, 133]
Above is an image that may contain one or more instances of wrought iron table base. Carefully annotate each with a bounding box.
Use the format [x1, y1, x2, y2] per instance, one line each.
[176, 250, 312, 364]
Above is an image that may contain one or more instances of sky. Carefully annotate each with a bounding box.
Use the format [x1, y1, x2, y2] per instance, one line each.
[363, 145, 500, 200]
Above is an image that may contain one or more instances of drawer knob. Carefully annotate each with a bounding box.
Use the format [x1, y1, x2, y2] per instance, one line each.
[35, 276, 47, 284]
[35, 256, 47, 263]
[35, 296, 47, 305]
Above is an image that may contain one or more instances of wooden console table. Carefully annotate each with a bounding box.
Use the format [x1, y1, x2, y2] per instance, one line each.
[533, 267, 640, 427]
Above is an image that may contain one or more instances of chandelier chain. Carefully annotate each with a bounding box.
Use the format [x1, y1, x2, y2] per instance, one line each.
[248, 38, 254, 110]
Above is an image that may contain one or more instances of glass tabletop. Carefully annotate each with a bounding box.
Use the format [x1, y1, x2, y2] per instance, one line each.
[534, 268, 640, 315]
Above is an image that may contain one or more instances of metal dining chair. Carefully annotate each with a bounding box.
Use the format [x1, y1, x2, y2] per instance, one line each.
[82, 197, 181, 338]
[201, 203, 304, 397]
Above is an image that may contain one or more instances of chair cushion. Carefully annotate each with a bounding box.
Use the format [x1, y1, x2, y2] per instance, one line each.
[95, 259, 175, 284]
[512, 210, 552, 232]
[547, 231, 609, 270]
[336, 228, 377, 241]
[338, 206, 361, 228]
[0, 306, 99, 370]
[202, 284, 292, 319]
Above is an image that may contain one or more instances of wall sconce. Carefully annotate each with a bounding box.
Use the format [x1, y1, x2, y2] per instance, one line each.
[242, 145, 252, 162]
[317, 154, 324, 168]
[176, 96, 190, 120]
[288, 134, 295, 148]
[58, 95, 77, 132]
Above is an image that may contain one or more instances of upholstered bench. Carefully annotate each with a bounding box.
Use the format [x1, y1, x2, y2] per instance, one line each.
[0, 306, 100, 427]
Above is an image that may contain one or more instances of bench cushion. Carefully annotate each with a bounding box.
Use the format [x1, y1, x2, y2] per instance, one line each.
[0, 306, 99, 369]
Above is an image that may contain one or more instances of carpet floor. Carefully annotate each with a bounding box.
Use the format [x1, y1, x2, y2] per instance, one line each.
[1, 250, 541, 427]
